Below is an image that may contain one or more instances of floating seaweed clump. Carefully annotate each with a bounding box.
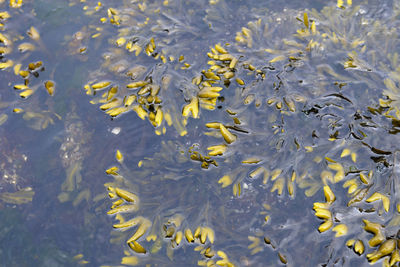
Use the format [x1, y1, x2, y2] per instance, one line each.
[78, 0, 220, 135]
[101, 148, 240, 266]
[307, 146, 400, 266]
[0, 0, 61, 131]
[0, 9, 53, 99]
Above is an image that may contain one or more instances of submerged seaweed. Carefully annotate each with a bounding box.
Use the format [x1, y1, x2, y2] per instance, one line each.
[3, 0, 400, 266]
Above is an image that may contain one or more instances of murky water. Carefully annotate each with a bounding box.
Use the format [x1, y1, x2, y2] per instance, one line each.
[1, 0, 400, 266]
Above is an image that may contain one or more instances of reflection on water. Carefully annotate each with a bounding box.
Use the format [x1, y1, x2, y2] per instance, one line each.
[1, 0, 400, 266]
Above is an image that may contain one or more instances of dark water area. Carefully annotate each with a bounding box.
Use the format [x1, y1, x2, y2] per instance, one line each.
[1, 0, 400, 266]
